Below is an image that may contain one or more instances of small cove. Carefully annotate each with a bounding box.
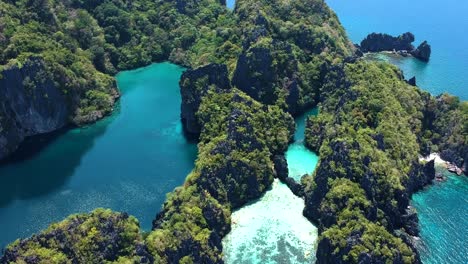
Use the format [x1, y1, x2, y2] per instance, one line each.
[0, 62, 197, 248]
[222, 109, 319, 263]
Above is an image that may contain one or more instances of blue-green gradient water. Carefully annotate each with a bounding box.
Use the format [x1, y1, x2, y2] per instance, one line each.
[223, 109, 320, 263]
[286, 108, 319, 182]
[412, 168, 468, 264]
[327, 0, 468, 100]
[327, 1, 468, 263]
[0, 63, 197, 248]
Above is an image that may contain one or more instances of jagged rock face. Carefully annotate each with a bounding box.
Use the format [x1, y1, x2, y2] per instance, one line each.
[273, 155, 288, 181]
[180, 63, 231, 134]
[232, 40, 301, 114]
[411, 41, 431, 62]
[405, 160, 436, 195]
[0, 57, 69, 159]
[303, 140, 355, 226]
[360, 32, 415, 52]
[197, 108, 273, 208]
[1, 209, 151, 264]
[407, 76, 417, 86]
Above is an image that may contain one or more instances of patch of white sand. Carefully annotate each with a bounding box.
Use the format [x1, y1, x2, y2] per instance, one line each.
[222, 180, 318, 264]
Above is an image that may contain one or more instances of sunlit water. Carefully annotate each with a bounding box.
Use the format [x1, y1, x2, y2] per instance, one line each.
[327, 0, 468, 100]
[0, 63, 197, 248]
[412, 168, 468, 264]
[327, 1, 468, 263]
[222, 179, 318, 264]
[223, 109, 319, 263]
[285, 108, 319, 182]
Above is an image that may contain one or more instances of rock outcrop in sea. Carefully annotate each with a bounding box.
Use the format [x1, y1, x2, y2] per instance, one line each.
[359, 32, 431, 62]
[360, 32, 415, 53]
[411, 41, 432, 62]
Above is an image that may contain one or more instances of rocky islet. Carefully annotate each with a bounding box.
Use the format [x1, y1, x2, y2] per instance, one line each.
[358, 32, 432, 62]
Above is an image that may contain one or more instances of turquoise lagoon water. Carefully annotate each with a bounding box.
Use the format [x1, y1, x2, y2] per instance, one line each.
[223, 109, 319, 263]
[327, 0, 468, 100]
[411, 168, 468, 264]
[222, 179, 318, 264]
[0, 63, 197, 248]
[286, 108, 319, 182]
[327, 1, 468, 263]
[226, 0, 235, 10]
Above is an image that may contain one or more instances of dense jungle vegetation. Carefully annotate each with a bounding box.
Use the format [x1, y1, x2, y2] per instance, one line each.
[1, 0, 466, 263]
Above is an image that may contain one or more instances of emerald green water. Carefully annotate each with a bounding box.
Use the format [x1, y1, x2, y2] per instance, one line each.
[0, 62, 197, 248]
[223, 109, 319, 263]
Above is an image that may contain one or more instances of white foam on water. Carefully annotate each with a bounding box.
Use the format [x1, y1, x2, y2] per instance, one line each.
[419, 153, 448, 166]
[222, 179, 318, 264]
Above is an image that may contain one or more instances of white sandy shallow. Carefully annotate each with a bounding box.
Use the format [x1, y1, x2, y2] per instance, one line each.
[222, 179, 318, 264]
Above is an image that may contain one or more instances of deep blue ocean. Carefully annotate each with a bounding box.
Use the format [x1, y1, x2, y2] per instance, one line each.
[327, 0, 468, 263]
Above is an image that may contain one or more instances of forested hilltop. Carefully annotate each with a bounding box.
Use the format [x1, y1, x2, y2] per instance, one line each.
[1, 0, 466, 264]
[0, 0, 239, 158]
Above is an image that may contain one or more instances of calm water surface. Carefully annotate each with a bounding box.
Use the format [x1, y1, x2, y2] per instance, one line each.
[0, 63, 197, 248]
[327, 0, 468, 100]
[327, 1, 468, 263]
[412, 168, 468, 264]
[223, 109, 319, 263]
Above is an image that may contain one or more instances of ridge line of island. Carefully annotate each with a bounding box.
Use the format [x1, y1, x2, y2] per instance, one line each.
[0, 0, 466, 263]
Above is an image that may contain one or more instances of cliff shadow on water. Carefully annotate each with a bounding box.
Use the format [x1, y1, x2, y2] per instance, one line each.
[0, 111, 114, 208]
[0, 62, 198, 249]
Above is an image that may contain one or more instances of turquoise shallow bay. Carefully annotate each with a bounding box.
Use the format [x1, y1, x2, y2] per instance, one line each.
[223, 108, 320, 263]
[0, 63, 197, 247]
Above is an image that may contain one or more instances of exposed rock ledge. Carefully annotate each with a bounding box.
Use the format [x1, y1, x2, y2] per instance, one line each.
[180, 63, 231, 135]
[0, 57, 69, 160]
[419, 153, 465, 175]
[0, 57, 119, 161]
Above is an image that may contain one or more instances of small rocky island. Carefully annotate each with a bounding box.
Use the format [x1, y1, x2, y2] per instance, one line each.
[359, 32, 432, 61]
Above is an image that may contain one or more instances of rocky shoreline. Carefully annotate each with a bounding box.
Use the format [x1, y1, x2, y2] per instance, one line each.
[0, 0, 465, 263]
[357, 32, 431, 62]
[0, 57, 120, 161]
[420, 153, 465, 176]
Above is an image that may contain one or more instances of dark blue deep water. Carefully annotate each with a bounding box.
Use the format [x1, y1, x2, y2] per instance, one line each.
[0, 63, 197, 248]
[327, 0, 468, 263]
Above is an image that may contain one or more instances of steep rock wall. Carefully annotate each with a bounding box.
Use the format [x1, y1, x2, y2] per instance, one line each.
[0, 57, 68, 159]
